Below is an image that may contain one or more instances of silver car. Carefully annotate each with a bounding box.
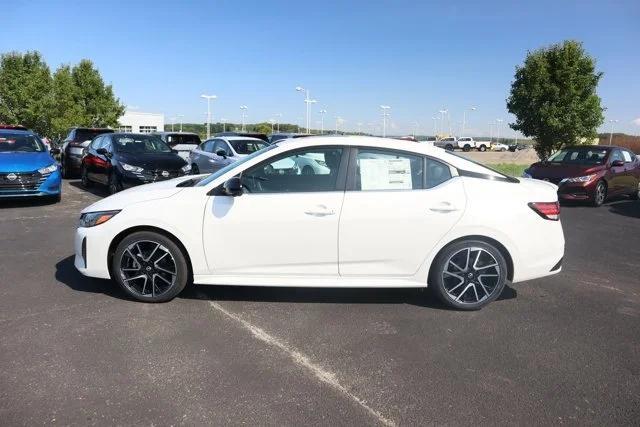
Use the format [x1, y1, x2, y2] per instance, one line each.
[189, 136, 268, 174]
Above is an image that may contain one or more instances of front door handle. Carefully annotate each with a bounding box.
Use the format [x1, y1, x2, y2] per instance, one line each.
[429, 202, 459, 213]
[304, 204, 335, 217]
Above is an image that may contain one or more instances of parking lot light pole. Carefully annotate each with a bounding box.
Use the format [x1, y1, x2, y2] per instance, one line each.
[380, 105, 391, 137]
[488, 122, 495, 142]
[462, 106, 476, 137]
[177, 114, 184, 132]
[432, 117, 437, 137]
[240, 106, 248, 132]
[412, 121, 419, 138]
[170, 116, 177, 132]
[200, 94, 217, 139]
[274, 113, 282, 132]
[609, 119, 619, 145]
[296, 86, 317, 134]
[496, 119, 504, 143]
[318, 109, 327, 134]
[221, 118, 227, 132]
[438, 109, 447, 136]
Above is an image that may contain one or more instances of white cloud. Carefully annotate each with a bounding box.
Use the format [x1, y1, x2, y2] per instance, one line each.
[632, 118, 640, 127]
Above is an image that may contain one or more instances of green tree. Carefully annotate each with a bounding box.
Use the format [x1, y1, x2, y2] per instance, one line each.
[506, 40, 604, 159]
[70, 59, 124, 128]
[0, 51, 53, 135]
[50, 65, 83, 137]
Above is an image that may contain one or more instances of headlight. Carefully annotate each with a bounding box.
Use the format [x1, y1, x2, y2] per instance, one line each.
[522, 170, 532, 179]
[38, 163, 58, 174]
[121, 163, 144, 173]
[561, 174, 596, 184]
[181, 164, 192, 173]
[79, 210, 121, 228]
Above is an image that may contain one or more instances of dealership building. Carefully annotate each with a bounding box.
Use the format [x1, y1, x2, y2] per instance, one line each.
[117, 110, 165, 133]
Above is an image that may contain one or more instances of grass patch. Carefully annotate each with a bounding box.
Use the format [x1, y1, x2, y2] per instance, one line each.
[487, 163, 528, 177]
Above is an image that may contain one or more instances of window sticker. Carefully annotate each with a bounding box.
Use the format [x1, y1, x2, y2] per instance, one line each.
[360, 158, 412, 190]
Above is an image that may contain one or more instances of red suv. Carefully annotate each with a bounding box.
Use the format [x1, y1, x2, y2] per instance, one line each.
[523, 145, 640, 206]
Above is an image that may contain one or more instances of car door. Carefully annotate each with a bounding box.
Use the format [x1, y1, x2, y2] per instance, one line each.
[191, 140, 214, 173]
[211, 139, 235, 169]
[94, 137, 113, 185]
[339, 147, 466, 276]
[84, 136, 103, 181]
[607, 149, 626, 194]
[202, 146, 347, 275]
[621, 149, 640, 194]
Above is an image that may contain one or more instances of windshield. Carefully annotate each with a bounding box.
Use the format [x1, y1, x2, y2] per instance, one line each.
[547, 147, 607, 165]
[0, 134, 45, 153]
[113, 134, 172, 154]
[230, 139, 268, 155]
[165, 134, 201, 146]
[196, 144, 277, 187]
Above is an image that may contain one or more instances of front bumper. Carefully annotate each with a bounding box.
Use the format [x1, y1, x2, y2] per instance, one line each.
[75, 225, 112, 279]
[557, 179, 598, 201]
[120, 170, 186, 189]
[0, 170, 61, 198]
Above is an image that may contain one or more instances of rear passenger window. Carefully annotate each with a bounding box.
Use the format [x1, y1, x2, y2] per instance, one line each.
[356, 149, 423, 190]
[426, 158, 452, 188]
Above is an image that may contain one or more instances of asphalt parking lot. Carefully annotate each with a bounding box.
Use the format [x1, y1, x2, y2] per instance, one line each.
[1, 180, 639, 425]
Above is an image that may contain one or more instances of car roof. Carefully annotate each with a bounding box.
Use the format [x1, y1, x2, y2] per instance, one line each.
[215, 136, 265, 142]
[153, 131, 199, 136]
[0, 129, 34, 136]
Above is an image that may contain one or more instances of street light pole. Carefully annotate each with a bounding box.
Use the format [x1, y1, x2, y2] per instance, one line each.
[296, 86, 317, 134]
[432, 117, 437, 137]
[488, 122, 494, 142]
[412, 121, 419, 138]
[240, 106, 248, 131]
[609, 119, 619, 145]
[319, 109, 327, 134]
[438, 109, 447, 136]
[177, 114, 184, 132]
[461, 106, 476, 137]
[380, 105, 391, 137]
[200, 94, 217, 139]
[496, 119, 504, 143]
[170, 117, 176, 132]
[274, 113, 282, 132]
[221, 118, 227, 132]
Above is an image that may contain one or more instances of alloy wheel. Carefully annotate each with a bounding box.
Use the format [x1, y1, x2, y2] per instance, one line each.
[118, 240, 177, 298]
[441, 247, 501, 305]
[595, 182, 606, 205]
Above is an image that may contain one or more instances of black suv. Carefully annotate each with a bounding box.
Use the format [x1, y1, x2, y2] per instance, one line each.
[60, 127, 114, 178]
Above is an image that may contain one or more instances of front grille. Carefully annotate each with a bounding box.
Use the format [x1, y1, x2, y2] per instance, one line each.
[141, 170, 182, 182]
[0, 172, 48, 191]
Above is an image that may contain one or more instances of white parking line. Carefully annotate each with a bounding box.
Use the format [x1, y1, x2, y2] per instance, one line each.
[208, 301, 396, 426]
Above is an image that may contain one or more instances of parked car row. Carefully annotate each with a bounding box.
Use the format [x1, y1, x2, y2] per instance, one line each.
[433, 137, 493, 152]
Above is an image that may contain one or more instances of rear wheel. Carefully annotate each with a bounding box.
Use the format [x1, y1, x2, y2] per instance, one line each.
[445, 144, 454, 151]
[61, 157, 71, 179]
[191, 164, 200, 175]
[478, 145, 487, 152]
[112, 231, 189, 302]
[591, 180, 607, 207]
[630, 183, 639, 200]
[463, 144, 471, 152]
[431, 240, 508, 310]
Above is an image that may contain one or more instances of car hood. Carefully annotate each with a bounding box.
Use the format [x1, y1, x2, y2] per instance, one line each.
[81, 176, 194, 213]
[527, 162, 605, 179]
[0, 152, 56, 173]
[116, 152, 187, 170]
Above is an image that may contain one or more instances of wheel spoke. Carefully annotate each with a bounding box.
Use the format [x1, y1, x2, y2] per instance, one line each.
[119, 239, 178, 298]
[475, 263, 498, 271]
[455, 284, 473, 302]
[123, 274, 146, 282]
[145, 243, 160, 262]
[473, 250, 482, 270]
[154, 273, 173, 286]
[472, 283, 479, 302]
[448, 260, 465, 272]
[464, 248, 471, 271]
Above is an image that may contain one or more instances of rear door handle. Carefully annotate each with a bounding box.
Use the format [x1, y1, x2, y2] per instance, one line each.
[429, 202, 459, 213]
[304, 204, 336, 217]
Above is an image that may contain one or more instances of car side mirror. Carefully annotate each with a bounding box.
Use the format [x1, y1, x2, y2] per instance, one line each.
[611, 160, 624, 167]
[216, 149, 228, 158]
[50, 148, 61, 155]
[222, 177, 243, 196]
[96, 148, 110, 157]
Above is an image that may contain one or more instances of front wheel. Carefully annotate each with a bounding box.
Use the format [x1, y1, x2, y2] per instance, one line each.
[463, 144, 471, 152]
[112, 231, 189, 302]
[81, 165, 93, 188]
[191, 164, 200, 175]
[478, 145, 487, 152]
[445, 145, 454, 151]
[430, 240, 508, 310]
[109, 172, 122, 195]
[591, 180, 607, 207]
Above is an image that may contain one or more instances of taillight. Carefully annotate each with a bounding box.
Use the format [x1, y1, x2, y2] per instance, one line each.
[528, 202, 560, 221]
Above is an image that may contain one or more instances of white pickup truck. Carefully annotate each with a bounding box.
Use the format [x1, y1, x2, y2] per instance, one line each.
[457, 137, 490, 152]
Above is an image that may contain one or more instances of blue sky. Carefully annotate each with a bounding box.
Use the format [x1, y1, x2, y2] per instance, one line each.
[3, 0, 639, 136]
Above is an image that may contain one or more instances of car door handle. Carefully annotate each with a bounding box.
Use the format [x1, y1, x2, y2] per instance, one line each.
[304, 205, 335, 216]
[429, 202, 459, 213]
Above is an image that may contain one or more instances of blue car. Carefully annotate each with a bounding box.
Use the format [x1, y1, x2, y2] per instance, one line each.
[0, 129, 62, 202]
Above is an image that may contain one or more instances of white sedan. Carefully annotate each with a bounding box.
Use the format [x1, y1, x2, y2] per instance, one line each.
[74, 136, 564, 310]
[492, 142, 509, 152]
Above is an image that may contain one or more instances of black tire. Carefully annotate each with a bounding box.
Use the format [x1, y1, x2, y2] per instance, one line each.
[191, 164, 200, 175]
[81, 165, 93, 188]
[445, 144, 454, 151]
[109, 172, 122, 195]
[61, 156, 71, 179]
[630, 184, 639, 200]
[478, 145, 487, 152]
[463, 144, 471, 152]
[112, 231, 189, 302]
[430, 240, 508, 310]
[591, 180, 607, 207]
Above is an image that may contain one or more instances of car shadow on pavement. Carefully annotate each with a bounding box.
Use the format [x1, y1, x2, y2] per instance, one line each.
[0, 197, 59, 209]
[56, 255, 518, 309]
[68, 180, 110, 197]
[607, 200, 640, 219]
[55, 255, 128, 300]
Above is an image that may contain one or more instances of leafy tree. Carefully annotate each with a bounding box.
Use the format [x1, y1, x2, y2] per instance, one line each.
[70, 59, 124, 128]
[507, 40, 604, 159]
[50, 65, 83, 137]
[0, 51, 53, 135]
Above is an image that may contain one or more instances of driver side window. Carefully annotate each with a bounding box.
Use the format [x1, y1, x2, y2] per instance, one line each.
[610, 150, 624, 163]
[213, 140, 229, 155]
[241, 147, 344, 193]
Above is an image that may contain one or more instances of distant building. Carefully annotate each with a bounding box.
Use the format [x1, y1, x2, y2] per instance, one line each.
[117, 110, 164, 134]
